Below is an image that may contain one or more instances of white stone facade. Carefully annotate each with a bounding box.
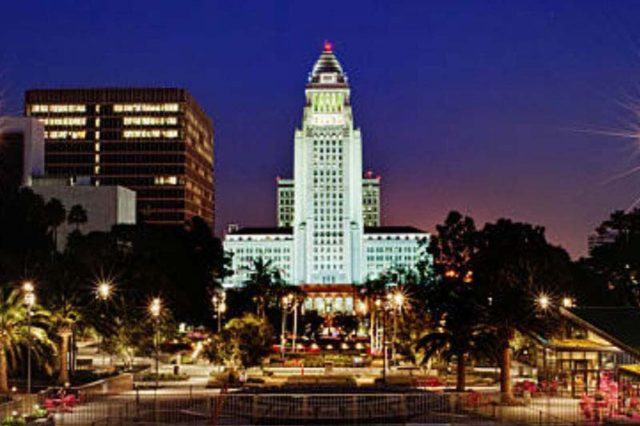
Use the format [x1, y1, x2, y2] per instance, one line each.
[224, 45, 429, 288]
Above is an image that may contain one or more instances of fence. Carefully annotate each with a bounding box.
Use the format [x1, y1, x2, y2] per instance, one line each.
[36, 391, 599, 425]
[0, 394, 40, 419]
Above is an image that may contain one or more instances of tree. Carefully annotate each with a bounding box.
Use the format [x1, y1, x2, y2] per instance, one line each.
[333, 313, 359, 336]
[40, 252, 92, 385]
[419, 211, 482, 391]
[582, 209, 640, 306]
[472, 219, 572, 402]
[242, 258, 286, 319]
[0, 188, 51, 284]
[300, 310, 325, 340]
[359, 275, 389, 351]
[67, 204, 88, 231]
[416, 295, 486, 392]
[67, 220, 230, 327]
[0, 285, 52, 393]
[205, 313, 273, 369]
[44, 198, 66, 249]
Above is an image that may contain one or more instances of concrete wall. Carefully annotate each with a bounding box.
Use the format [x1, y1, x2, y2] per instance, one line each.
[31, 183, 136, 250]
[76, 373, 134, 395]
[0, 116, 45, 186]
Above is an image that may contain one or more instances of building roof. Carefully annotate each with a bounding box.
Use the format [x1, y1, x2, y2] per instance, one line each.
[228, 226, 292, 235]
[365, 226, 427, 234]
[562, 307, 640, 356]
[308, 42, 348, 87]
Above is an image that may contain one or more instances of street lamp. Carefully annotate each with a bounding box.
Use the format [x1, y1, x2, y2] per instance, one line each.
[148, 298, 162, 389]
[537, 293, 550, 310]
[95, 281, 113, 368]
[280, 294, 293, 357]
[96, 281, 112, 302]
[390, 290, 406, 365]
[211, 291, 226, 332]
[22, 281, 36, 394]
[562, 297, 574, 308]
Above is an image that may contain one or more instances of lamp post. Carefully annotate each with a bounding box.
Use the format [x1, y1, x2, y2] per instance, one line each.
[374, 298, 382, 354]
[280, 294, 293, 358]
[149, 298, 162, 389]
[96, 281, 113, 368]
[391, 291, 405, 365]
[292, 299, 299, 353]
[22, 282, 35, 394]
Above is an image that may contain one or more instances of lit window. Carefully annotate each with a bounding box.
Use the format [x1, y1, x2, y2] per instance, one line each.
[41, 117, 86, 126]
[31, 104, 86, 113]
[113, 103, 180, 113]
[154, 176, 179, 185]
[45, 130, 86, 140]
[123, 129, 178, 139]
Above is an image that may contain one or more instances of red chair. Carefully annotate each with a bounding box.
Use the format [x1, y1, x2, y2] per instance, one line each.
[63, 395, 77, 407]
[44, 398, 58, 413]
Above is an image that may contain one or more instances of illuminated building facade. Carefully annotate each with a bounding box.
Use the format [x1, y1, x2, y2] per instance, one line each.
[25, 88, 214, 228]
[224, 45, 429, 308]
[277, 174, 380, 228]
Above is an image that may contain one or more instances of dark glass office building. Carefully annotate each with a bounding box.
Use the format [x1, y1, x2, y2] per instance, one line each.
[25, 88, 215, 228]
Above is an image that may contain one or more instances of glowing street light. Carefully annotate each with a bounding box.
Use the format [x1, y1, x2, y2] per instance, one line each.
[562, 297, 574, 308]
[22, 281, 34, 293]
[537, 294, 550, 310]
[212, 291, 226, 332]
[392, 291, 405, 310]
[96, 281, 113, 301]
[149, 297, 162, 319]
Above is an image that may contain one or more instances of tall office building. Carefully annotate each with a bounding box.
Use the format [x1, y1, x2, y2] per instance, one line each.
[225, 44, 429, 311]
[25, 88, 214, 228]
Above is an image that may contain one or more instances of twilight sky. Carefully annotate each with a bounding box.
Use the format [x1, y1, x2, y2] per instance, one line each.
[2, 1, 640, 257]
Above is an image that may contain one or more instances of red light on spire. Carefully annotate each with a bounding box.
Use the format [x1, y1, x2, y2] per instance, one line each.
[323, 40, 333, 52]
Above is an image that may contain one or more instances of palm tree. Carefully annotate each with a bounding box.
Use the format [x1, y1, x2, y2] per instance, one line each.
[417, 285, 486, 391]
[67, 204, 88, 231]
[44, 198, 66, 249]
[0, 285, 52, 393]
[42, 253, 90, 385]
[359, 275, 388, 352]
[49, 300, 82, 385]
[243, 258, 286, 319]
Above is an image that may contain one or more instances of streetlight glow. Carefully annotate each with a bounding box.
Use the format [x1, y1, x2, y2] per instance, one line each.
[96, 281, 112, 301]
[22, 281, 34, 293]
[149, 297, 162, 318]
[537, 293, 550, 310]
[393, 291, 405, 309]
[562, 297, 574, 308]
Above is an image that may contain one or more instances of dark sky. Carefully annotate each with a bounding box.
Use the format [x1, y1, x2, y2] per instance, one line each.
[2, 1, 640, 257]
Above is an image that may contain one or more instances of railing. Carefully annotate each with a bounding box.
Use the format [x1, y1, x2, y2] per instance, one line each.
[38, 391, 596, 425]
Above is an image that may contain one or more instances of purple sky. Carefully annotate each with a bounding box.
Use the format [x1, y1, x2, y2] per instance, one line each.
[3, 1, 640, 257]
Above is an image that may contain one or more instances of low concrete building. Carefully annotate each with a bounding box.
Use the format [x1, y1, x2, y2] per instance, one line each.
[32, 178, 136, 250]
